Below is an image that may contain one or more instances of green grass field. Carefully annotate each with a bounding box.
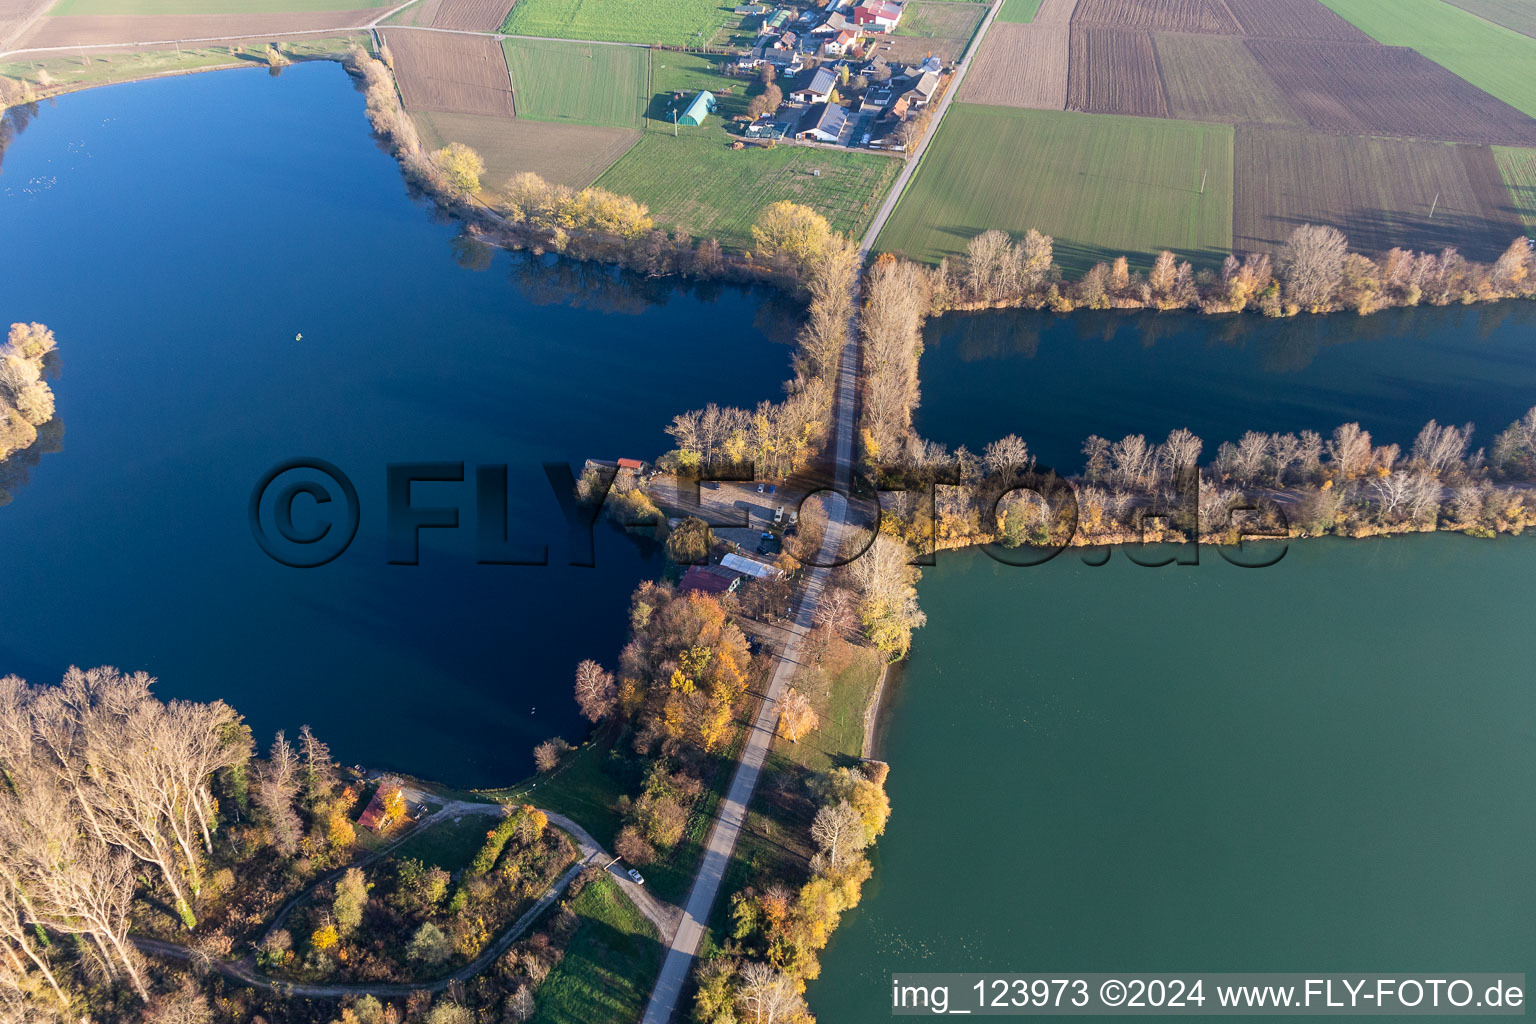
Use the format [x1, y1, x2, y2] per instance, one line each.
[648, 49, 754, 123]
[1494, 146, 1536, 231]
[528, 874, 661, 1024]
[0, 37, 363, 93]
[48, 0, 387, 12]
[777, 640, 884, 772]
[500, 0, 739, 47]
[876, 104, 1234, 273]
[502, 39, 648, 127]
[389, 813, 500, 870]
[476, 737, 626, 846]
[596, 132, 903, 250]
[997, 0, 1045, 22]
[1318, 0, 1536, 118]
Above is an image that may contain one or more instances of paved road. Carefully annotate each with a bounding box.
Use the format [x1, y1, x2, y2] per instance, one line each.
[639, 7, 1000, 1021]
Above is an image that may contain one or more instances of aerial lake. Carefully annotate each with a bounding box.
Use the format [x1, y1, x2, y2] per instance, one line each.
[0, 62, 796, 785]
[3, 52, 1533, 1009]
[812, 535, 1536, 1020]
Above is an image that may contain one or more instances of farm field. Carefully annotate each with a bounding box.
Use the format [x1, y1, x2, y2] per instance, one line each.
[1494, 146, 1536, 230]
[1153, 32, 1301, 126]
[45, 0, 384, 11]
[1246, 39, 1536, 147]
[894, 0, 986, 41]
[961, 20, 1068, 108]
[1071, 0, 1240, 33]
[594, 131, 902, 250]
[1067, 26, 1168, 117]
[1221, 0, 1367, 40]
[502, 39, 647, 127]
[876, 104, 1233, 273]
[13, 7, 372, 45]
[499, 0, 739, 47]
[1442, 0, 1536, 39]
[997, 0, 1043, 21]
[1232, 128, 1525, 261]
[383, 0, 511, 30]
[1317, 0, 1536, 119]
[383, 28, 514, 118]
[412, 110, 640, 188]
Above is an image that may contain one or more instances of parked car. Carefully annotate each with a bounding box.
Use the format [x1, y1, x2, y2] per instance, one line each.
[774, 506, 785, 523]
[757, 483, 765, 493]
[626, 867, 645, 885]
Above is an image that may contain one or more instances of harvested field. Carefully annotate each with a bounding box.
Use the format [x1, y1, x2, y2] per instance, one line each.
[0, 0, 49, 49]
[876, 104, 1233, 272]
[869, 25, 975, 62]
[427, 0, 512, 30]
[502, 39, 647, 128]
[383, 29, 514, 119]
[960, 20, 1068, 109]
[1493, 146, 1536, 230]
[1442, 0, 1536, 40]
[1071, 0, 1240, 34]
[895, 0, 986, 41]
[1067, 27, 1167, 118]
[1319, 0, 1536, 118]
[1152, 32, 1300, 125]
[1233, 127, 1525, 261]
[1030, 0, 1078, 25]
[412, 110, 639, 189]
[1247, 39, 1536, 147]
[1221, 0, 1368, 41]
[13, 8, 373, 46]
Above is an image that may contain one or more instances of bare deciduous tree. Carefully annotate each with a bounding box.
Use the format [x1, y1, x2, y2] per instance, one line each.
[573, 660, 618, 723]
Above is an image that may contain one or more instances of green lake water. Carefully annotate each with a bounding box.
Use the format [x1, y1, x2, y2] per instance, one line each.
[812, 535, 1536, 1019]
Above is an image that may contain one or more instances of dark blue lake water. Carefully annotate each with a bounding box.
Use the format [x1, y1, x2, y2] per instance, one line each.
[0, 62, 795, 785]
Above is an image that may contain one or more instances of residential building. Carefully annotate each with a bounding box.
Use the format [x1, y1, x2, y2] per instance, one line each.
[791, 65, 839, 104]
[853, 0, 903, 31]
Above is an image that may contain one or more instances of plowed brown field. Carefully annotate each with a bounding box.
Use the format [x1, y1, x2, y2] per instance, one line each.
[13, 8, 374, 46]
[383, 28, 514, 118]
[1247, 39, 1536, 146]
[1067, 26, 1168, 117]
[1222, 0, 1368, 41]
[961, 20, 1069, 109]
[1071, 0, 1240, 34]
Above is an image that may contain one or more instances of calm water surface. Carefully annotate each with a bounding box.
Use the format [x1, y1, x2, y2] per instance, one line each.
[812, 536, 1536, 1020]
[918, 303, 1536, 470]
[0, 63, 795, 785]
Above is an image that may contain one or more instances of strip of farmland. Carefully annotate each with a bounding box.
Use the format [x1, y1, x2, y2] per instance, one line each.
[1233, 127, 1525, 261]
[1071, 0, 1240, 34]
[1441, 0, 1536, 40]
[412, 111, 639, 189]
[427, 0, 512, 31]
[1067, 27, 1168, 118]
[960, 20, 1069, 109]
[1317, 0, 1536, 119]
[1220, 0, 1368, 41]
[502, 39, 647, 128]
[1247, 39, 1536, 147]
[875, 104, 1233, 272]
[383, 29, 515, 119]
[1152, 33, 1301, 126]
[12, 7, 374, 45]
[1493, 146, 1536, 230]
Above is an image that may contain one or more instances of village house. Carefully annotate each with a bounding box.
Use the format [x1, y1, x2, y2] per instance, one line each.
[791, 65, 839, 104]
[823, 27, 862, 56]
[906, 69, 939, 108]
[357, 778, 406, 831]
[811, 11, 851, 35]
[795, 102, 849, 142]
[679, 563, 747, 596]
[852, 0, 903, 31]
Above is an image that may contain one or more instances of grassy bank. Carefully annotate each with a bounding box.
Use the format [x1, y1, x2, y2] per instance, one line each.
[528, 874, 662, 1024]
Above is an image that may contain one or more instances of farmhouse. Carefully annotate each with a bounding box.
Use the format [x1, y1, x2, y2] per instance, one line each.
[812, 11, 851, 34]
[677, 90, 717, 126]
[763, 8, 791, 32]
[357, 779, 406, 831]
[907, 69, 939, 107]
[721, 552, 785, 579]
[796, 102, 850, 142]
[853, 0, 902, 31]
[791, 66, 840, 104]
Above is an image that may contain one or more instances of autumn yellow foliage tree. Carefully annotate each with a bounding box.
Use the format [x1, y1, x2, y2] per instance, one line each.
[777, 688, 817, 742]
[434, 142, 486, 198]
[751, 201, 834, 272]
